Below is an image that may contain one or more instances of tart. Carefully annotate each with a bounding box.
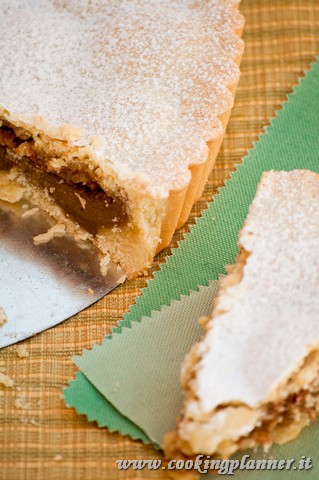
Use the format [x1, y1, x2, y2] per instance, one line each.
[0, 0, 244, 278]
[165, 170, 319, 459]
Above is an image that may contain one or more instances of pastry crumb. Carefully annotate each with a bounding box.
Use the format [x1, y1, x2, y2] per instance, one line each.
[77, 241, 91, 250]
[21, 207, 39, 219]
[100, 255, 111, 276]
[116, 275, 127, 285]
[87, 288, 94, 295]
[19, 417, 40, 426]
[75, 192, 86, 209]
[54, 454, 63, 462]
[0, 372, 14, 388]
[30, 418, 41, 426]
[16, 345, 29, 358]
[0, 171, 25, 203]
[48, 157, 67, 170]
[0, 307, 7, 327]
[33, 223, 66, 245]
[15, 395, 31, 410]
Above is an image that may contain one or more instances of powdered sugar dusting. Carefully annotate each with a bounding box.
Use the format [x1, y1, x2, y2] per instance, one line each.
[0, 0, 243, 196]
[193, 170, 319, 414]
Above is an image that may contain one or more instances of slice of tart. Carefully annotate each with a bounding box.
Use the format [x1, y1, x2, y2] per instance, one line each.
[0, 0, 243, 278]
[165, 170, 319, 459]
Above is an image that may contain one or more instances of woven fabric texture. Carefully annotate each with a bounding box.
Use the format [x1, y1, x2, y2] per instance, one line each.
[1, 1, 319, 479]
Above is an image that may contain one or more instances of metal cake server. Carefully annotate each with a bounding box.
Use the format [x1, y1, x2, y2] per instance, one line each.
[0, 198, 124, 348]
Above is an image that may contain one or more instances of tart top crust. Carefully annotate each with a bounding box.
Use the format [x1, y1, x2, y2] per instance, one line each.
[186, 170, 319, 417]
[0, 0, 243, 197]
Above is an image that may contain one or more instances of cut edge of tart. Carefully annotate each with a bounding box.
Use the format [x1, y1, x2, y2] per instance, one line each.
[0, 0, 244, 278]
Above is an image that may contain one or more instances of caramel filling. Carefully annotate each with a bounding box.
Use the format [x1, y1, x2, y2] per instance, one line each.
[0, 125, 128, 234]
[40, 171, 126, 234]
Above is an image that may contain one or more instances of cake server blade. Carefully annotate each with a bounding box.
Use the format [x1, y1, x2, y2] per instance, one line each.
[0, 199, 124, 348]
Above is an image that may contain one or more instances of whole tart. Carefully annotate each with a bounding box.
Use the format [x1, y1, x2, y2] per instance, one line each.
[0, 0, 244, 278]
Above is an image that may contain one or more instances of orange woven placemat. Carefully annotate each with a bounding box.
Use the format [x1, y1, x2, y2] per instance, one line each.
[1, 1, 319, 479]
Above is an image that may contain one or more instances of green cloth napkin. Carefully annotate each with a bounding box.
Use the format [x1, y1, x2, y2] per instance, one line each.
[68, 282, 219, 446]
[64, 58, 319, 477]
